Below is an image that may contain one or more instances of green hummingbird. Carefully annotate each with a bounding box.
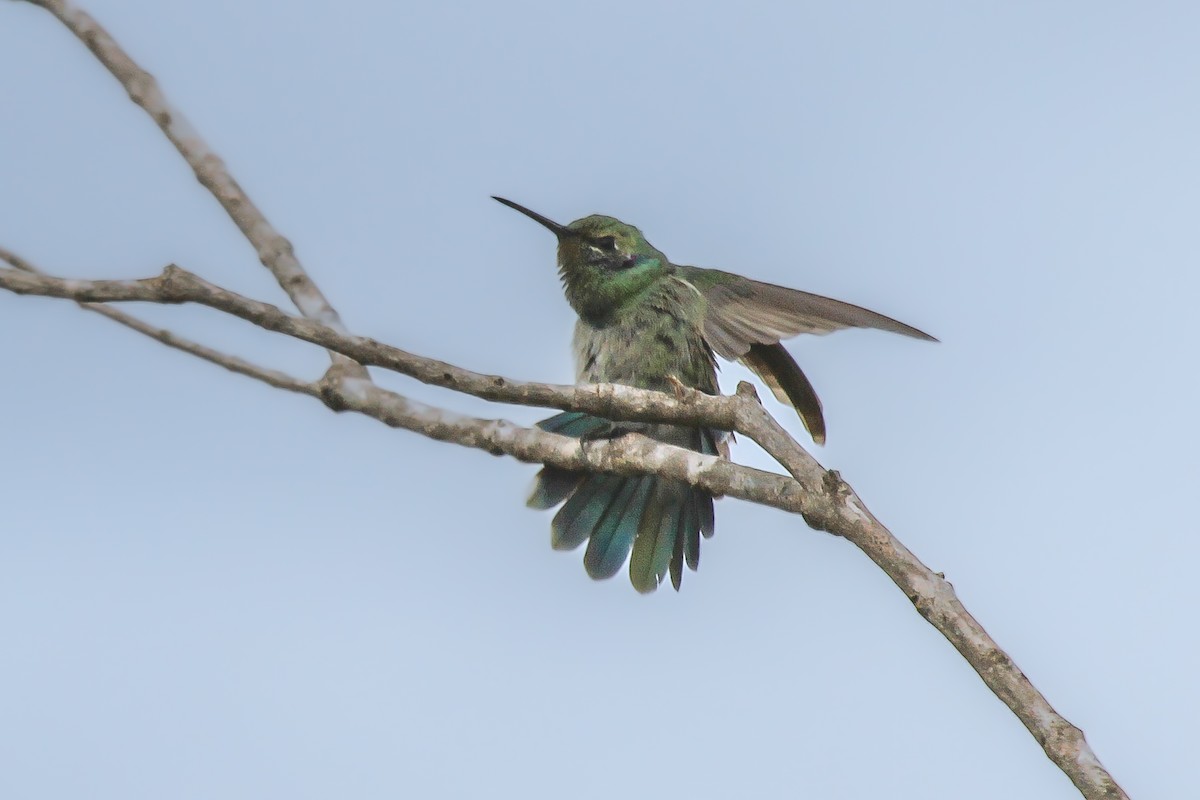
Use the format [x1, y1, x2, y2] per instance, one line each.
[494, 197, 934, 593]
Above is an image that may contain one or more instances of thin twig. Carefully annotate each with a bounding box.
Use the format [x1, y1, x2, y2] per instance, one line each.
[0, 247, 316, 396]
[21, 0, 365, 377]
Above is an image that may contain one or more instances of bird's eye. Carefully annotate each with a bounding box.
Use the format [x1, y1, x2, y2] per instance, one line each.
[593, 236, 617, 252]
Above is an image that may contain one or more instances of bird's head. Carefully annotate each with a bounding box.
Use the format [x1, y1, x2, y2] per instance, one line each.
[493, 197, 669, 324]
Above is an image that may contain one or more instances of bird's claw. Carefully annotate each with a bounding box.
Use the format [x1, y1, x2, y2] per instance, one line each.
[667, 374, 689, 401]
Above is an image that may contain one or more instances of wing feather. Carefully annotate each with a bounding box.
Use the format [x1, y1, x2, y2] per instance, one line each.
[678, 268, 934, 442]
[685, 269, 935, 361]
[740, 342, 826, 444]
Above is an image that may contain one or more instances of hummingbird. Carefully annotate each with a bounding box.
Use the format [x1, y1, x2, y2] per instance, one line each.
[494, 197, 934, 593]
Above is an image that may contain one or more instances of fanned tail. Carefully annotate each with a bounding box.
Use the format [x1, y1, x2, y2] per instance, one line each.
[527, 411, 720, 592]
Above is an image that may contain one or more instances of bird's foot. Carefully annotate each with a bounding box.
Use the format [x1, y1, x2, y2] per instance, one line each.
[667, 374, 689, 401]
[578, 422, 640, 442]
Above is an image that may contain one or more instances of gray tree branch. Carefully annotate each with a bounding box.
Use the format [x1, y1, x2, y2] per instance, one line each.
[0, 247, 317, 396]
[5, 2, 1129, 798]
[0, 255, 1127, 800]
[19, 0, 365, 378]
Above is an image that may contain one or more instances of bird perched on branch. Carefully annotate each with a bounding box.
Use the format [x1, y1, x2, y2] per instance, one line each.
[494, 197, 934, 593]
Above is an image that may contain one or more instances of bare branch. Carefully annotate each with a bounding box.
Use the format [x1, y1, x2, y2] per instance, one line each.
[0, 253, 798, 512]
[0, 263, 746, 426]
[0, 250, 795, 508]
[323, 376, 804, 510]
[0, 247, 316, 396]
[20, 0, 365, 376]
[0, 255, 735, 430]
[730, 392, 1125, 798]
[0, 255, 1132, 800]
[3, 5, 1130, 795]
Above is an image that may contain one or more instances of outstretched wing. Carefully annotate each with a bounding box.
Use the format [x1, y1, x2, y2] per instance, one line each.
[680, 267, 936, 443]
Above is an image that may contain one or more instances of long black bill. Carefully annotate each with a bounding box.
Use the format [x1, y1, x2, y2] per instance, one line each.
[492, 196, 576, 238]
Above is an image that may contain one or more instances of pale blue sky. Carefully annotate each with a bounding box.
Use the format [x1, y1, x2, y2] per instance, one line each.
[2, 2, 1195, 798]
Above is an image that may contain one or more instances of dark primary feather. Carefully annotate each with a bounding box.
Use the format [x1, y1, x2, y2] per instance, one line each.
[740, 342, 827, 444]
